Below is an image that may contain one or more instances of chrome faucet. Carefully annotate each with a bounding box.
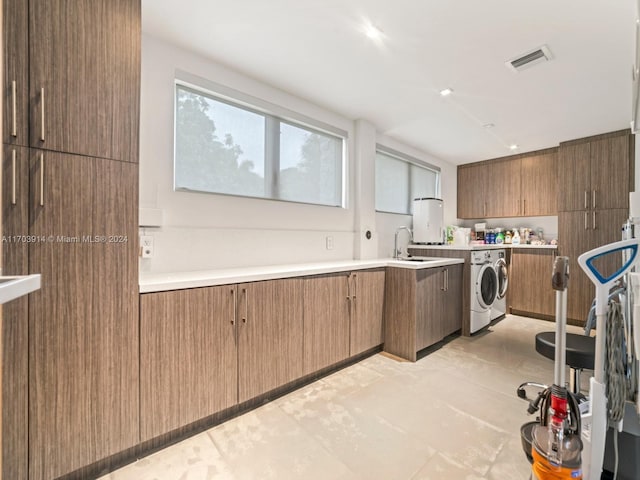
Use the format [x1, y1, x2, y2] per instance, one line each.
[394, 226, 413, 259]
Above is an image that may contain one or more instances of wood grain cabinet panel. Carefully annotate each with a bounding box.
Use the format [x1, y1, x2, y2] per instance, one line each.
[28, 152, 139, 480]
[140, 286, 238, 441]
[457, 164, 486, 219]
[3, 0, 29, 146]
[2, 145, 29, 480]
[590, 136, 630, 210]
[238, 279, 304, 403]
[349, 270, 385, 356]
[557, 142, 591, 212]
[442, 265, 463, 337]
[29, 0, 141, 161]
[384, 265, 463, 362]
[487, 159, 521, 218]
[303, 274, 350, 375]
[521, 152, 558, 216]
[509, 249, 556, 318]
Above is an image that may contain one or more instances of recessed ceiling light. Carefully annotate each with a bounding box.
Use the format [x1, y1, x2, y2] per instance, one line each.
[364, 23, 383, 40]
[439, 88, 453, 97]
[509, 144, 519, 150]
[483, 123, 495, 129]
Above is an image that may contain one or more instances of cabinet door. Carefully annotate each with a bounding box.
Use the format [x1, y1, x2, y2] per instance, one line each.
[238, 279, 303, 403]
[590, 136, 630, 210]
[140, 286, 238, 441]
[457, 164, 486, 219]
[3, 0, 29, 145]
[509, 250, 556, 317]
[350, 269, 385, 356]
[415, 268, 443, 351]
[28, 152, 139, 480]
[486, 159, 520, 218]
[29, 0, 141, 162]
[558, 142, 591, 212]
[442, 264, 463, 337]
[2, 145, 29, 480]
[521, 152, 558, 216]
[558, 211, 595, 324]
[303, 274, 350, 375]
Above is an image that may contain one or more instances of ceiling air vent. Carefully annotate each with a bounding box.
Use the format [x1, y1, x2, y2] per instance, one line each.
[505, 45, 553, 72]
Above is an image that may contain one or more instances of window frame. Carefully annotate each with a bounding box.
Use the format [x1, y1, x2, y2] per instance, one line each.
[173, 73, 348, 208]
[374, 144, 441, 215]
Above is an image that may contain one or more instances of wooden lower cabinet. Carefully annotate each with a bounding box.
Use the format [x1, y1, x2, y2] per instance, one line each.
[28, 152, 139, 480]
[140, 286, 238, 441]
[509, 249, 557, 318]
[237, 278, 304, 403]
[303, 273, 350, 374]
[384, 264, 463, 362]
[349, 269, 385, 356]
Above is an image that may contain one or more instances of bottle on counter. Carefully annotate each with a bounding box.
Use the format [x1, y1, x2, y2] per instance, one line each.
[495, 228, 504, 244]
[512, 228, 521, 245]
[505, 230, 512, 244]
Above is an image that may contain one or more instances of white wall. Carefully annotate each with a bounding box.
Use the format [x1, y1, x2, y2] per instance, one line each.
[139, 35, 459, 273]
[374, 134, 458, 257]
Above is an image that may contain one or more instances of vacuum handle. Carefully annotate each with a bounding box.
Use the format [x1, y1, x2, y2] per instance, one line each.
[551, 256, 569, 291]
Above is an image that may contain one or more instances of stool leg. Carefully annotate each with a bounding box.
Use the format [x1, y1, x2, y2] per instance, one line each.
[569, 367, 581, 394]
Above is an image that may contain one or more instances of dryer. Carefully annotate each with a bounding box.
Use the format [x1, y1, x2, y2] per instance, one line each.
[470, 250, 498, 334]
[491, 250, 508, 321]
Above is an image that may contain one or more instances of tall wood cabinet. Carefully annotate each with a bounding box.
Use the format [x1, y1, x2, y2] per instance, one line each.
[509, 248, 557, 319]
[557, 131, 633, 324]
[3, 1, 141, 479]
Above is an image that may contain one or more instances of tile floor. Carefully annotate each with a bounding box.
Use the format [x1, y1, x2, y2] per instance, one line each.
[100, 315, 584, 480]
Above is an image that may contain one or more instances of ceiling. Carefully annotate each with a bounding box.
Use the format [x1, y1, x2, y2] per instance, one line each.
[142, 0, 637, 165]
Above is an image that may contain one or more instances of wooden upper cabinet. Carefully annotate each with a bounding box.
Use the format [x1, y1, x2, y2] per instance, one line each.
[238, 279, 304, 403]
[3, 0, 29, 146]
[558, 132, 632, 212]
[486, 159, 521, 218]
[140, 286, 238, 442]
[457, 164, 486, 219]
[590, 136, 630, 210]
[29, 0, 141, 161]
[349, 270, 385, 356]
[521, 152, 558, 216]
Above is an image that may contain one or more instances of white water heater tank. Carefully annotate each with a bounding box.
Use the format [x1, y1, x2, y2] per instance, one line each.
[413, 198, 444, 244]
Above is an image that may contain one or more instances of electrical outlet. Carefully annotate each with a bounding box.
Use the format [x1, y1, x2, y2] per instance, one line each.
[140, 235, 154, 258]
[326, 236, 334, 250]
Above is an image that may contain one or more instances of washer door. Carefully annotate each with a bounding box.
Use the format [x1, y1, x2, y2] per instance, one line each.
[476, 263, 498, 309]
[496, 258, 508, 300]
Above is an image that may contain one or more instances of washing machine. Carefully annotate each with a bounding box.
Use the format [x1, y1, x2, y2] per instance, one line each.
[470, 250, 499, 334]
[490, 250, 508, 321]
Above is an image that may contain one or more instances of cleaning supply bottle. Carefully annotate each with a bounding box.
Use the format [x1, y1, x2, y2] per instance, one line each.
[512, 228, 521, 245]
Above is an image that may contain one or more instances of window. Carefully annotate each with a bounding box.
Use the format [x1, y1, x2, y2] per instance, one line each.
[174, 83, 345, 207]
[375, 147, 440, 215]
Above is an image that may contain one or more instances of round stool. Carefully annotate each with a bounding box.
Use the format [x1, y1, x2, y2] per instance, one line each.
[535, 331, 595, 393]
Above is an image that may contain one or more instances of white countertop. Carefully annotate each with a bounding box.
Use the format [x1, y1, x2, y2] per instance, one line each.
[0, 274, 41, 304]
[408, 244, 558, 250]
[140, 257, 464, 293]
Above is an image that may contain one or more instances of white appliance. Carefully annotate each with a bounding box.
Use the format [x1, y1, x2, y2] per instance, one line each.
[412, 198, 444, 244]
[470, 250, 499, 334]
[490, 250, 508, 320]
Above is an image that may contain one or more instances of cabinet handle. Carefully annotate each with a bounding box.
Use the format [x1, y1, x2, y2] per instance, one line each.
[584, 211, 588, 230]
[517, 199, 520, 215]
[592, 190, 596, 209]
[11, 81, 17, 137]
[523, 199, 526, 216]
[584, 191, 588, 210]
[441, 269, 446, 291]
[241, 288, 247, 323]
[40, 87, 45, 142]
[445, 269, 449, 291]
[11, 149, 16, 205]
[593, 211, 596, 230]
[483, 202, 486, 217]
[39, 153, 44, 206]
